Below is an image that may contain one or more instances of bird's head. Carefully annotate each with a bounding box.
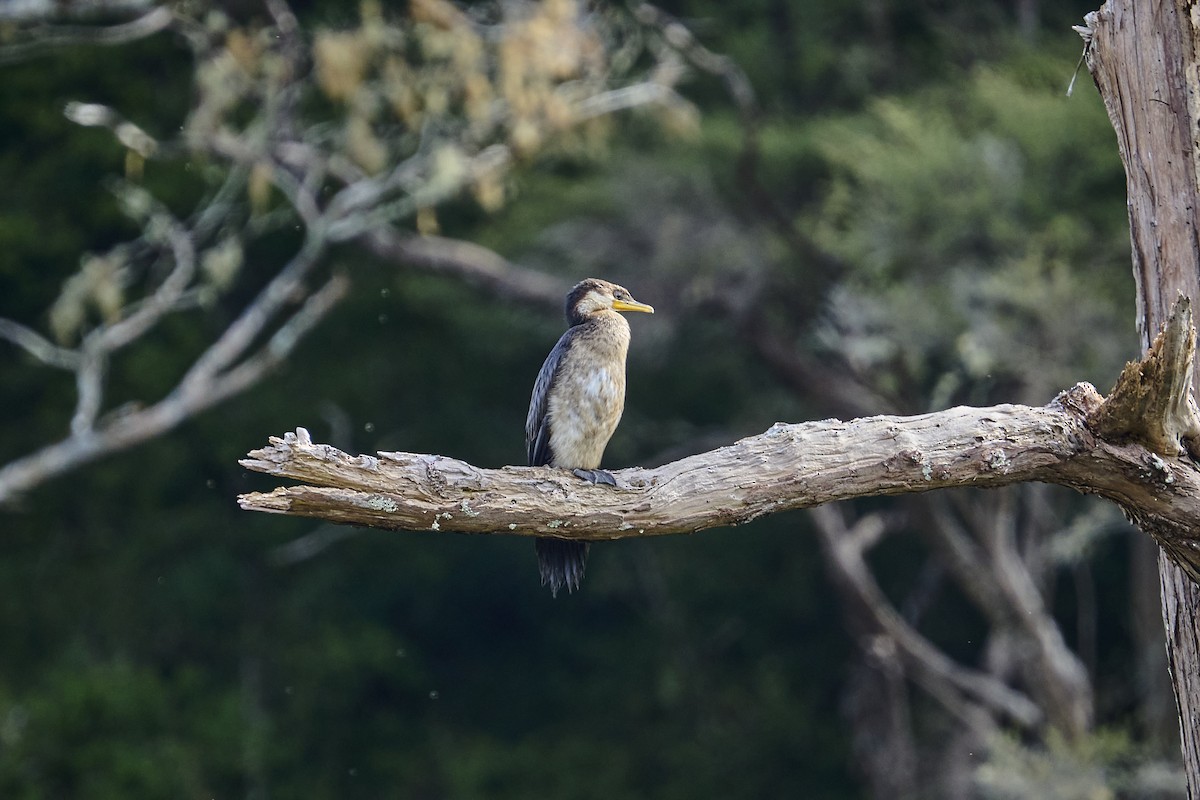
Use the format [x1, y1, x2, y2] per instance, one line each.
[565, 278, 654, 326]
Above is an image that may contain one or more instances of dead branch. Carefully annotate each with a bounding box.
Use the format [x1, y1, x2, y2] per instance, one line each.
[234, 386, 1189, 548]
[810, 505, 1043, 735]
[977, 490, 1092, 736]
[359, 229, 569, 307]
[238, 297, 1200, 585]
[0, 318, 80, 370]
[0, 6, 173, 66]
[238, 401, 1090, 534]
[0, 274, 349, 506]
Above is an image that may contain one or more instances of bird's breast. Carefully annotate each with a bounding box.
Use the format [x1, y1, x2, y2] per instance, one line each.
[546, 323, 630, 469]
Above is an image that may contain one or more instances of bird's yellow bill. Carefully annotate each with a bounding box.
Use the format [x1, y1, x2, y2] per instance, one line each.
[612, 299, 655, 314]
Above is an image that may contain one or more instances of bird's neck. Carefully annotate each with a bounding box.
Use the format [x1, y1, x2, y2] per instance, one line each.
[572, 311, 630, 358]
[572, 308, 626, 327]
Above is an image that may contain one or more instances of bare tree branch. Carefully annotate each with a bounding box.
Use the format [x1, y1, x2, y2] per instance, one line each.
[744, 320, 900, 416]
[979, 491, 1093, 736]
[236, 398, 1093, 535]
[572, 83, 682, 120]
[90, 199, 197, 353]
[178, 235, 326, 393]
[919, 495, 1004, 612]
[0, 318, 80, 369]
[325, 146, 514, 241]
[234, 382, 1200, 579]
[236, 298, 1200, 575]
[810, 505, 1042, 735]
[0, 6, 173, 66]
[207, 273, 350, 401]
[360, 229, 569, 308]
[0, 274, 349, 505]
[632, 3, 758, 119]
[70, 346, 105, 435]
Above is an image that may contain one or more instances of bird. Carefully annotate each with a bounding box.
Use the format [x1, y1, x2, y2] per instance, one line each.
[526, 278, 654, 596]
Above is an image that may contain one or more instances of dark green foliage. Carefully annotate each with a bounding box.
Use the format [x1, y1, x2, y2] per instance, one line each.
[0, 1, 1163, 798]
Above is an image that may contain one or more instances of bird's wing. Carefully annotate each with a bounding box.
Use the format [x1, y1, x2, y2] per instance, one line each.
[526, 328, 576, 467]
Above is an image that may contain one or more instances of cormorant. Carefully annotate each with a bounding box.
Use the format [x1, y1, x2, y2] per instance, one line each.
[526, 278, 654, 596]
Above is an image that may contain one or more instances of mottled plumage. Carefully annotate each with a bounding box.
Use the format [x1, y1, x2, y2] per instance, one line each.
[526, 278, 653, 596]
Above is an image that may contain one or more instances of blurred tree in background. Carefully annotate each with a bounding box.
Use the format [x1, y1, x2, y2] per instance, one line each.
[0, 0, 1178, 798]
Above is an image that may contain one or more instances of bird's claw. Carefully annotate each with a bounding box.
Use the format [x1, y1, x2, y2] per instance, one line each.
[572, 468, 618, 486]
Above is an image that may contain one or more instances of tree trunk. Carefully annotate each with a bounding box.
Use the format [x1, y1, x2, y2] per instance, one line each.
[1085, 1, 1200, 793]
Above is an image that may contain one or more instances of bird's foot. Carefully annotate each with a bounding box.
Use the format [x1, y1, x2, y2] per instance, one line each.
[572, 468, 618, 486]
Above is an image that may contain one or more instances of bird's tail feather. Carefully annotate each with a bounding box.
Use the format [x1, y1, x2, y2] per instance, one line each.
[535, 538, 590, 598]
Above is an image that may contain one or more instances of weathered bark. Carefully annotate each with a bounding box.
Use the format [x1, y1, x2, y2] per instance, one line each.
[236, 383, 1195, 551]
[240, 304, 1200, 585]
[1085, 2, 1200, 794]
[240, 397, 1097, 539]
[1091, 298, 1200, 459]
